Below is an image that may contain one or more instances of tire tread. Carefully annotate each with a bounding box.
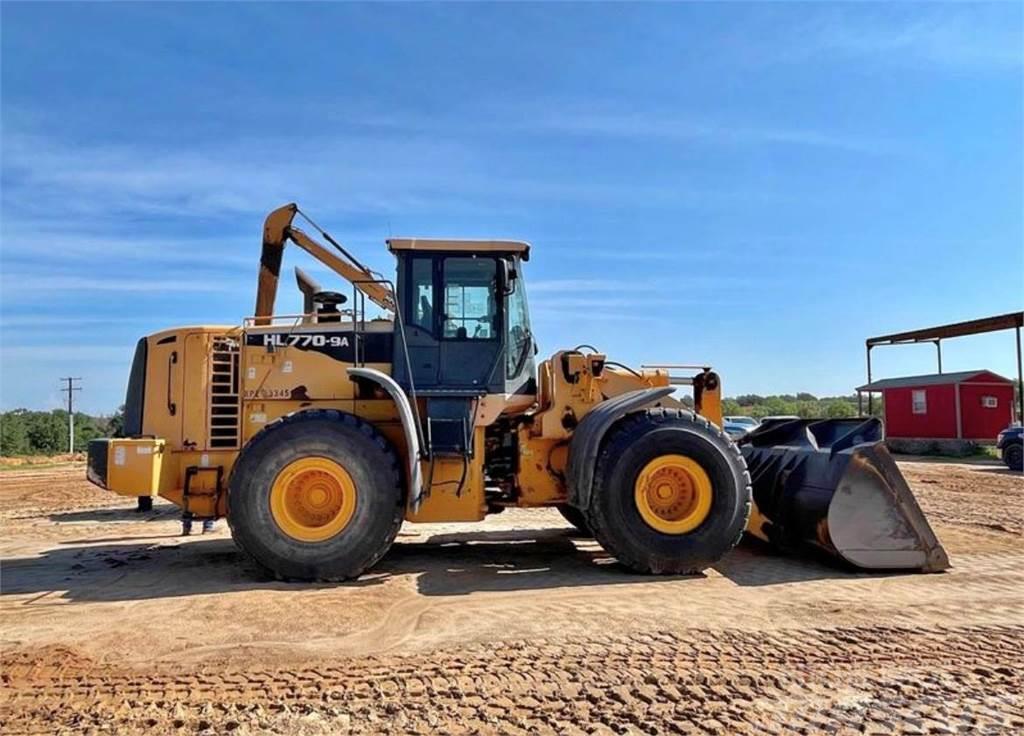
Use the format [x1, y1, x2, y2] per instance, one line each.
[227, 409, 404, 582]
[585, 407, 752, 575]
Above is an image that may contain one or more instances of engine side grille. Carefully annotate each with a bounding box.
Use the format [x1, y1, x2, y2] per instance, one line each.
[208, 337, 240, 449]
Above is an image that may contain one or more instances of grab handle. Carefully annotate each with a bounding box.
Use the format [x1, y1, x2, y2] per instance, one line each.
[167, 351, 178, 416]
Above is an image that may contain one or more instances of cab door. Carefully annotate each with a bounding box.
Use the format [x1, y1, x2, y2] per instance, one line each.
[438, 256, 502, 392]
[398, 255, 441, 388]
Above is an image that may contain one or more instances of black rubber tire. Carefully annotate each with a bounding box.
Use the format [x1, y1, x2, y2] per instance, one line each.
[227, 410, 404, 581]
[557, 504, 592, 535]
[1004, 443, 1023, 471]
[136, 496, 153, 512]
[585, 407, 751, 575]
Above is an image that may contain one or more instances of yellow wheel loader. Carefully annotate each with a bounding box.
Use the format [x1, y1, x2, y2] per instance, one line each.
[86, 204, 948, 580]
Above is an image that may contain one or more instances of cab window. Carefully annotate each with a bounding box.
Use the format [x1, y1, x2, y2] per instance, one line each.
[442, 257, 497, 340]
[409, 257, 434, 332]
[506, 266, 532, 377]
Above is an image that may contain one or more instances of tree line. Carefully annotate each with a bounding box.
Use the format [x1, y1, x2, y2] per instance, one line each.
[722, 393, 876, 420]
[679, 393, 876, 420]
[0, 407, 124, 456]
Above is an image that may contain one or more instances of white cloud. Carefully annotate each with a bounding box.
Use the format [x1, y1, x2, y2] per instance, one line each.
[0, 345, 129, 362]
[0, 315, 171, 328]
[0, 274, 245, 293]
[529, 279, 623, 294]
[530, 273, 748, 296]
[534, 295, 731, 311]
[534, 296, 679, 310]
[531, 308, 664, 325]
[728, 7, 1024, 73]
[0, 227, 255, 267]
[0, 130, 495, 224]
[807, 9, 1024, 71]
[524, 108, 902, 156]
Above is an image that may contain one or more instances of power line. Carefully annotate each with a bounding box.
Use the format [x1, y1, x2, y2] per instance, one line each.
[60, 377, 82, 453]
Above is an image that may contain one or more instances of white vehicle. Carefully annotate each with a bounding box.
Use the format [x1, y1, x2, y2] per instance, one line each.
[724, 416, 759, 429]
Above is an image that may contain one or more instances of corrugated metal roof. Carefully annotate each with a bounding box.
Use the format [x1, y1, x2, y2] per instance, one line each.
[857, 370, 1012, 392]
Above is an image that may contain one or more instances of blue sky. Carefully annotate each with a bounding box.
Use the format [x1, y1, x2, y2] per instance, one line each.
[1, 2, 1022, 414]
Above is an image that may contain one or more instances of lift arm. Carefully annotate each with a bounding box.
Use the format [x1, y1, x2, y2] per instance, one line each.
[254, 203, 396, 324]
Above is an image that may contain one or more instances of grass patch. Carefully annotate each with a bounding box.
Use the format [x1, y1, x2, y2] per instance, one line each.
[0, 460, 84, 472]
[971, 445, 1000, 461]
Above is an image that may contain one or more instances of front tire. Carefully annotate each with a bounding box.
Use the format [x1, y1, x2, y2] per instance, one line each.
[586, 408, 751, 575]
[1004, 443, 1023, 471]
[228, 410, 403, 581]
[557, 504, 592, 536]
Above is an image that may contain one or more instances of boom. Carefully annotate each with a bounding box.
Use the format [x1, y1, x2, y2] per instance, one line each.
[254, 203, 395, 323]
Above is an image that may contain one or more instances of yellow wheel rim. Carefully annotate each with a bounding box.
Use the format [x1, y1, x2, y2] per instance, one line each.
[270, 457, 357, 542]
[634, 454, 713, 535]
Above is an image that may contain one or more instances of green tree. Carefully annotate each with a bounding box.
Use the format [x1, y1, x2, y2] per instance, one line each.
[795, 401, 818, 419]
[106, 405, 126, 437]
[824, 401, 856, 418]
[722, 399, 743, 416]
[0, 411, 30, 455]
[27, 411, 67, 453]
[74, 412, 105, 448]
[0, 408, 123, 456]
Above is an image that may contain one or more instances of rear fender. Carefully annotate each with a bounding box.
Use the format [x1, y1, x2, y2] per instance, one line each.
[566, 387, 675, 510]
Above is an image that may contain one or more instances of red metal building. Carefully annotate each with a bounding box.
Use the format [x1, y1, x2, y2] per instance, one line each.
[857, 370, 1016, 441]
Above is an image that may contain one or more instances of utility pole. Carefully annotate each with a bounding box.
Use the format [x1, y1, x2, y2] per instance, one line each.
[60, 377, 82, 453]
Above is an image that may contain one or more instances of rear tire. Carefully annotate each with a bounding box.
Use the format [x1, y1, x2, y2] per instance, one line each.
[557, 504, 592, 535]
[1004, 443, 1023, 471]
[228, 410, 403, 581]
[586, 408, 751, 574]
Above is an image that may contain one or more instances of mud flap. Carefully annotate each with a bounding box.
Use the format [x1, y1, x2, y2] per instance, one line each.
[739, 418, 950, 573]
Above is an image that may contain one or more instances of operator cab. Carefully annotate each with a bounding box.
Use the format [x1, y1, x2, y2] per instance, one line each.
[388, 238, 536, 456]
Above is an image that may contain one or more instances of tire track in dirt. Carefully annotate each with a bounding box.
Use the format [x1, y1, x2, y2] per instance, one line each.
[331, 548, 1024, 655]
[3, 625, 1022, 735]
[2, 460, 1022, 733]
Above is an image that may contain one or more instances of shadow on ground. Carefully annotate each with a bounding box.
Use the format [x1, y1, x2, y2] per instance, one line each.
[971, 466, 1022, 476]
[1, 522, 888, 604]
[48, 506, 179, 524]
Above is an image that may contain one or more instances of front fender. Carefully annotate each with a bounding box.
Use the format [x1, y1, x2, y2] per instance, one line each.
[566, 386, 675, 510]
[347, 367, 425, 509]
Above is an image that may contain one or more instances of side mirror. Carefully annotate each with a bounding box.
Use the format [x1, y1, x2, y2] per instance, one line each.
[500, 258, 517, 296]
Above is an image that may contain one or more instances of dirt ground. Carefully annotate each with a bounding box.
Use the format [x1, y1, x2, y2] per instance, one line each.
[1, 459, 1021, 735]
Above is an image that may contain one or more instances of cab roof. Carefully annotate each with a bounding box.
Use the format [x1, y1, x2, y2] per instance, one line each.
[386, 238, 530, 260]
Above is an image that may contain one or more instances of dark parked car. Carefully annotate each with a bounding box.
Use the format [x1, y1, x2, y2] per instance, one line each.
[996, 424, 1023, 471]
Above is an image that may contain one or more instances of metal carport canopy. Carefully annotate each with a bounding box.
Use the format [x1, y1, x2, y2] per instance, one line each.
[862, 311, 1024, 422]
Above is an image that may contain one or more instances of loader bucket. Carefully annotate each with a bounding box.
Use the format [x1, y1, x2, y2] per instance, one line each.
[738, 418, 949, 573]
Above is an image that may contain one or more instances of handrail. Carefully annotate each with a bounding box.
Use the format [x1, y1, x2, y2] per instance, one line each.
[351, 278, 426, 452]
[242, 312, 360, 328]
